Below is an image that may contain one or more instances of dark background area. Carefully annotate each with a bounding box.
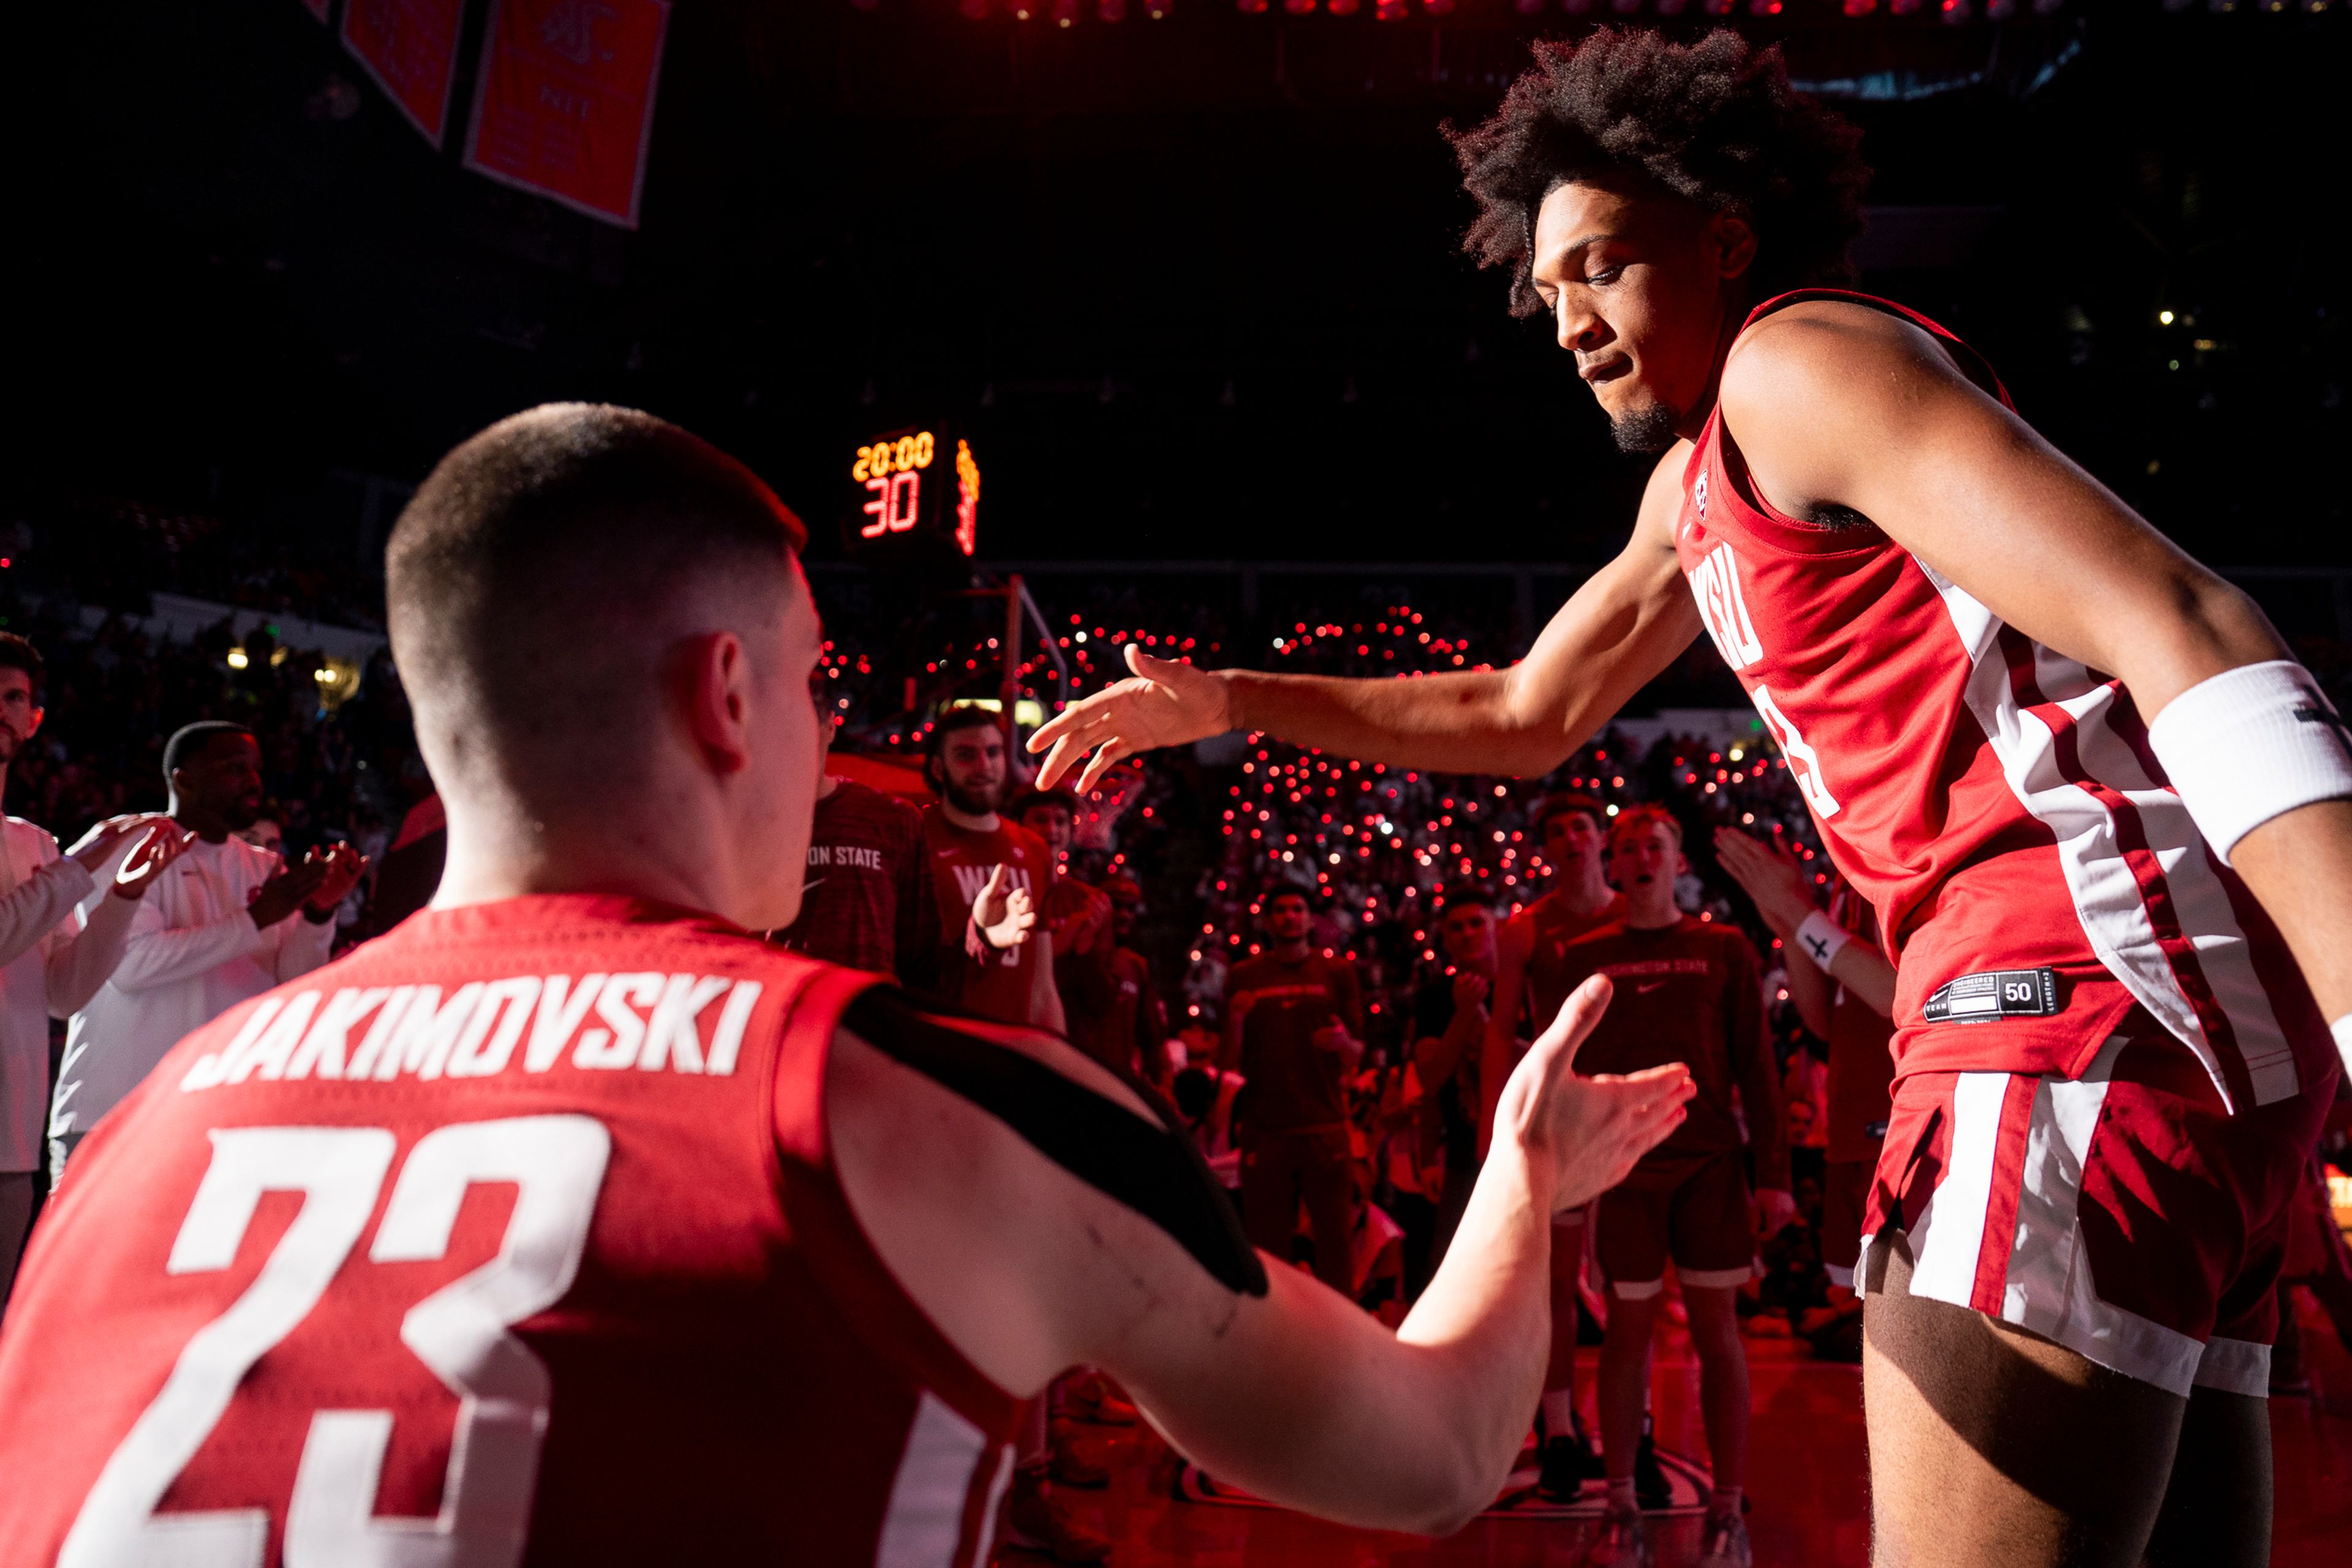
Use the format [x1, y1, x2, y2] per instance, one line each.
[10, 1, 2350, 581]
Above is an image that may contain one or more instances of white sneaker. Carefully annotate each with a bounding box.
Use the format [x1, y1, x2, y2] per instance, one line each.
[1697, 1510, 1752, 1568]
[1582, 1502, 1651, 1568]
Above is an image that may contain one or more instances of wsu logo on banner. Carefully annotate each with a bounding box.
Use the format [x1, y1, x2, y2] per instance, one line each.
[462, 0, 673, 228]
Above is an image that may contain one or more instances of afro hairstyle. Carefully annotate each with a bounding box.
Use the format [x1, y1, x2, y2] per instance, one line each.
[1447, 28, 1870, 317]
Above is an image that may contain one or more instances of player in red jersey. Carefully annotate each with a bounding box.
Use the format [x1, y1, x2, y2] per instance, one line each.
[1030, 30, 2352, 1567]
[1482, 796, 1632, 1502]
[773, 675, 944, 990]
[1546, 808, 1789, 1564]
[1716, 826, 1898, 1348]
[0, 405, 1694, 1567]
[924, 709, 1063, 1033]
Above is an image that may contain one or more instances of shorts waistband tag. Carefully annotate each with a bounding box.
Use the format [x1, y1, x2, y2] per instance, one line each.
[1922, 967, 2059, 1024]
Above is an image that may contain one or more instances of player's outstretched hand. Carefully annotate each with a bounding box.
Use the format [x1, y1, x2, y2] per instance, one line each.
[1494, 974, 1694, 1215]
[1027, 643, 1234, 793]
[973, 864, 1037, 951]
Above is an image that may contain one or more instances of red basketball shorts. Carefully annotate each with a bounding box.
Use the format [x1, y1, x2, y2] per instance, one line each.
[1596, 1150, 1754, 1300]
[1859, 1012, 2327, 1397]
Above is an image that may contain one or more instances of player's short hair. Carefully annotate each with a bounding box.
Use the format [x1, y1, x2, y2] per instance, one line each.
[1608, 803, 1684, 852]
[1103, 875, 1142, 907]
[1531, 792, 1606, 841]
[925, 704, 1003, 761]
[387, 404, 805, 805]
[1007, 788, 1074, 823]
[163, 721, 254, 781]
[0, 633, 43, 694]
[1261, 879, 1314, 910]
[1447, 28, 1870, 317]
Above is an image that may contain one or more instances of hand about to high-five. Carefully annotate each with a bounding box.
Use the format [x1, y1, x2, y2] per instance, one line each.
[1027, 643, 1234, 793]
[247, 853, 332, 930]
[1493, 974, 1695, 1215]
[971, 864, 1036, 952]
[65, 813, 175, 876]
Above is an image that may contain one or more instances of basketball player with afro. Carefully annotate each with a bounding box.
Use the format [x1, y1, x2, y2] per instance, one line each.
[1033, 28, 2352, 1568]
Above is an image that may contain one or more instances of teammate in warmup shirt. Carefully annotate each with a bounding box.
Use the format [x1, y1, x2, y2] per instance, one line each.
[1547, 807, 1789, 1564]
[0, 405, 1694, 1566]
[1716, 826, 1898, 1347]
[1483, 794, 1627, 1501]
[773, 674, 943, 992]
[1223, 882, 1366, 1296]
[1030, 30, 2352, 1566]
[922, 709, 1062, 1035]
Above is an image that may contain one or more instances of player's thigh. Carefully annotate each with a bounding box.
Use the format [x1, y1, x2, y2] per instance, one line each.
[1665, 1153, 1754, 1290]
[1862, 1228, 2184, 1568]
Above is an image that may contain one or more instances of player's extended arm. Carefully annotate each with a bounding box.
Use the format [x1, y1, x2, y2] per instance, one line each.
[827, 977, 1694, 1536]
[1028, 461, 1703, 793]
[1724, 303, 2352, 1053]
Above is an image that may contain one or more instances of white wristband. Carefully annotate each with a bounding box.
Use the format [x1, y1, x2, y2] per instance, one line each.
[1793, 910, 1852, 971]
[2145, 660, 2352, 866]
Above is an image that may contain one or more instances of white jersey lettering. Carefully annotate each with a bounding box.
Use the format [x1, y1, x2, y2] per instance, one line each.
[1752, 685, 1842, 820]
[1690, 541, 1765, 671]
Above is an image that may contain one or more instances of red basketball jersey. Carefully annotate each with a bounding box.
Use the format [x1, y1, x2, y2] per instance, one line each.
[1519, 889, 1627, 1031]
[921, 810, 1050, 1026]
[0, 895, 1021, 1567]
[1678, 290, 2332, 1110]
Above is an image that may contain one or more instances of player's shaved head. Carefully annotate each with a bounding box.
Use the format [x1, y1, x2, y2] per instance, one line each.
[388, 404, 809, 813]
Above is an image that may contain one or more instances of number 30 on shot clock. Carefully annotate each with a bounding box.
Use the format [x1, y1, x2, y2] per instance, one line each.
[847, 426, 980, 557]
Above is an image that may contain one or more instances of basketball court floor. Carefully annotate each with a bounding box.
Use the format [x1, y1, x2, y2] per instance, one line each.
[1011, 1293, 2352, 1567]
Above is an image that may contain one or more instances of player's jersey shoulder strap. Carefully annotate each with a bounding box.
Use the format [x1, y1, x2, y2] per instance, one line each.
[839, 984, 1268, 1298]
[1742, 287, 2014, 411]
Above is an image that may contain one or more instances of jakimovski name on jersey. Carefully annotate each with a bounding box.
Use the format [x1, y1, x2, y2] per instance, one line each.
[179, 973, 766, 1091]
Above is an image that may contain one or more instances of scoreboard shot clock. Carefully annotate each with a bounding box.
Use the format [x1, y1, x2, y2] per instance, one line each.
[846, 425, 980, 558]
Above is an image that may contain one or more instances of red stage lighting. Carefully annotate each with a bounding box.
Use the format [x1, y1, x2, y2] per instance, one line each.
[1749, 0, 1783, 13]
[1099, 0, 1128, 17]
[1009, 0, 1041, 17]
[1329, 0, 1359, 11]
[1940, 0, 1971, 19]
[1704, 0, 1736, 15]
[1423, 0, 1455, 13]
[1285, 0, 1317, 13]
[1236, 0, 1267, 13]
[1843, 0, 1877, 12]
[1888, 0, 1924, 15]
[1376, 0, 1408, 17]
[1054, 0, 1082, 22]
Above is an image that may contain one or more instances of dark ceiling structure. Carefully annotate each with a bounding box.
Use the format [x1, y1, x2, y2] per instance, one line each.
[15, 2, 2350, 571]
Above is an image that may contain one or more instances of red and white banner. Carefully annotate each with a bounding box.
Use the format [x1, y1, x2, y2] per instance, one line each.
[462, 0, 672, 229]
[341, 0, 468, 146]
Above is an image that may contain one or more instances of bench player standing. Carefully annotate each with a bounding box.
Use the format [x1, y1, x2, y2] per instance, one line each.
[923, 708, 1064, 1037]
[1716, 825, 1897, 1346]
[1028, 30, 2352, 1566]
[1483, 794, 1625, 1497]
[0, 405, 1695, 1565]
[1551, 807, 1789, 1567]
[772, 674, 944, 990]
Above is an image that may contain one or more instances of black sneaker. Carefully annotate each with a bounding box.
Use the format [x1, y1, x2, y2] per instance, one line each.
[1537, 1435, 1596, 1501]
[1632, 1431, 1672, 1511]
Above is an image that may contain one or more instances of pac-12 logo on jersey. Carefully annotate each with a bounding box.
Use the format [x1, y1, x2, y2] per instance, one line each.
[1689, 541, 1763, 672]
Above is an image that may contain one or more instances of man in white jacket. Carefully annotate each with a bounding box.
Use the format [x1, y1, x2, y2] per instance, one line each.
[46, 722, 364, 1176]
[0, 636, 192, 1298]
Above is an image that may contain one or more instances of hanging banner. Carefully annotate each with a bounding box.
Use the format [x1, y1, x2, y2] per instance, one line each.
[462, 0, 672, 229]
[341, 0, 468, 146]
